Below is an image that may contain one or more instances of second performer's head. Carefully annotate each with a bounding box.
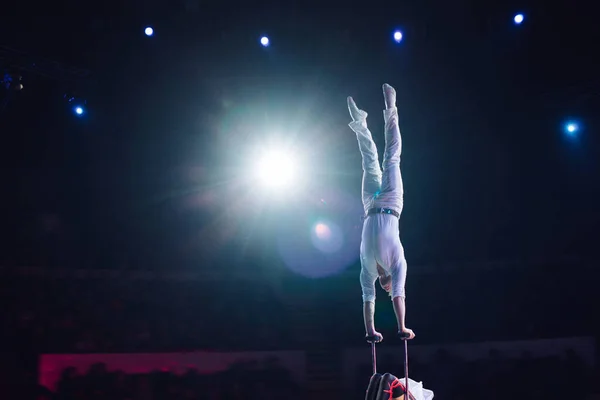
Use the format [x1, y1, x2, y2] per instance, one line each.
[379, 274, 392, 293]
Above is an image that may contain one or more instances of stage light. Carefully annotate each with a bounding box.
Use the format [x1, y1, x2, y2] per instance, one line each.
[564, 121, 580, 137]
[1, 72, 23, 90]
[393, 30, 403, 43]
[256, 151, 296, 188]
[73, 105, 85, 116]
[145, 27, 154, 36]
[64, 94, 87, 117]
[260, 36, 270, 47]
[514, 13, 524, 24]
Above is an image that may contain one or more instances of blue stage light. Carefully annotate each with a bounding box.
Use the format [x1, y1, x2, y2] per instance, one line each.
[393, 30, 403, 43]
[564, 121, 579, 137]
[514, 14, 524, 24]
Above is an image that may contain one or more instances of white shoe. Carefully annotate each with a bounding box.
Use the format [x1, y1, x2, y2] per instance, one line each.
[347, 96, 368, 121]
[383, 83, 396, 109]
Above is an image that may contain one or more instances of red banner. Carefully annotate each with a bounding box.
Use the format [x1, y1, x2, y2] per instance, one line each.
[39, 350, 307, 391]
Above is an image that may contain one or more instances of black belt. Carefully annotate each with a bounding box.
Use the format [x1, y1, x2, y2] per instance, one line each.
[366, 207, 400, 219]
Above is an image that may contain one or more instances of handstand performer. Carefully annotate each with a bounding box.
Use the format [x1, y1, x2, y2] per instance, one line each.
[348, 84, 415, 342]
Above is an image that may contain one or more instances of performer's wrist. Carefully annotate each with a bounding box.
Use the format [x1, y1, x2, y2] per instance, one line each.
[366, 327, 380, 337]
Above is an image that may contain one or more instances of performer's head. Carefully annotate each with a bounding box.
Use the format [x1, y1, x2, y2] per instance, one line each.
[366, 373, 406, 400]
[379, 274, 392, 293]
[376, 264, 392, 293]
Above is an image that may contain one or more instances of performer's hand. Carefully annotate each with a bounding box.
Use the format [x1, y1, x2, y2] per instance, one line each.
[399, 327, 415, 340]
[366, 330, 383, 343]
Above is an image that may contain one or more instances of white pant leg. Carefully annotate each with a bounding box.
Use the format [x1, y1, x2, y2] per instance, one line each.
[379, 107, 407, 299]
[349, 120, 382, 213]
[375, 107, 403, 213]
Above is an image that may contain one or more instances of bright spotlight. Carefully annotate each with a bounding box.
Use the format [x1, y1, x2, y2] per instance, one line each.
[256, 151, 296, 188]
[145, 27, 154, 36]
[514, 13, 524, 24]
[260, 36, 270, 47]
[393, 30, 403, 43]
[74, 106, 84, 116]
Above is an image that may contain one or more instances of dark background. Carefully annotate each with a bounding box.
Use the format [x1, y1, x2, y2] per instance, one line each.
[0, 1, 599, 398]
[2, 0, 599, 271]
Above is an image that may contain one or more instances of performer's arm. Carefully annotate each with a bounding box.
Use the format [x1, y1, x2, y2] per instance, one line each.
[392, 295, 415, 339]
[360, 268, 379, 336]
[390, 260, 415, 339]
[392, 296, 407, 331]
[363, 301, 376, 335]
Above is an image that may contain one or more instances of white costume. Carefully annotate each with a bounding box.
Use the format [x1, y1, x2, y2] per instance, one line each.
[367, 373, 434, 400]
[348, 85, 407, 303]
[397, 377, 434, 400]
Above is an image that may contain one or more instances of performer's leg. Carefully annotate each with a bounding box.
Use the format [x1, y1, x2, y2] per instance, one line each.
[379, 84, 403, 212]
[348, 97, 382, 209]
